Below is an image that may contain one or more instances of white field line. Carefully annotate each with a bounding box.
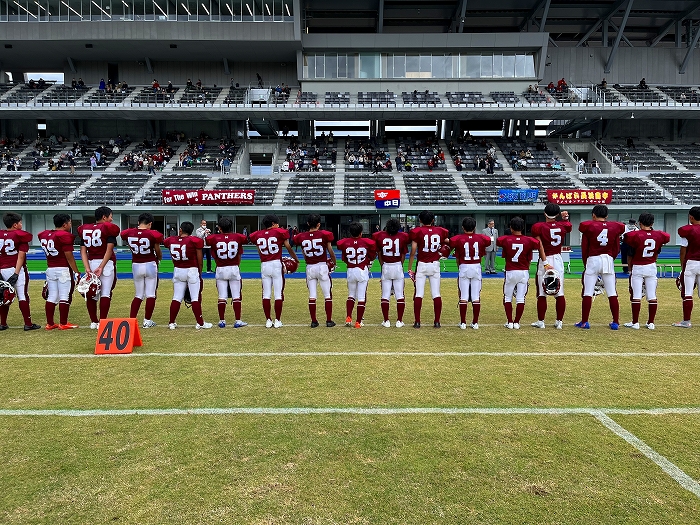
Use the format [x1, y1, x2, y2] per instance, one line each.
[593, 412, 700, 498]
[2, 351, 700, 359]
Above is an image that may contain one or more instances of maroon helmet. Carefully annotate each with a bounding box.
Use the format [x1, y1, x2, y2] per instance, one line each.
[0, 280, 16, 307]
[282, 256, 299, 274]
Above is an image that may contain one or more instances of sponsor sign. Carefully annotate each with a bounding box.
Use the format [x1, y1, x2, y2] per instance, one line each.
[498, 189, 539, 203]
[161, 189, 255, 206]
[546, 189, 612, 205]
[374, 189, 401, 208]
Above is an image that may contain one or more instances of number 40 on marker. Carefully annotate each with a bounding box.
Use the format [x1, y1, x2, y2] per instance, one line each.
[95, 319, 143, 355]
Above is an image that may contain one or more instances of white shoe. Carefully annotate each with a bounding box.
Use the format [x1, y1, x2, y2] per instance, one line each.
[89, 322, 99, 330]
[265, 319, 273, 328]
[395, 321, 404, 328]
[673, 320, 692, 328]
[168, 323, 177, 330]
[460, 323, 467, 330]
[531, 320, 545, 329]
[471, 323, 479, 330]
[505, 322, 514, 329]
[143, 319, 156, 328]
[381, 320, 391, 328]
[273, 319, 283, 328]
[624, 322, 640, 330]
[233, 320, 248, 328]
[646, 323, 655, 330]
[196, 322, 213, 330]
[513, 323, 520, 330]
[554, 320, 563, 330]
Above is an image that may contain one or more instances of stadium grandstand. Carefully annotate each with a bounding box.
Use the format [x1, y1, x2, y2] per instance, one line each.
[1, 0, 700, 243]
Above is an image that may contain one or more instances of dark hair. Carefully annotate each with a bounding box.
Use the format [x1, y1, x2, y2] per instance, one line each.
[544, 203, 560, 218]
[418, 210, 434, 226]
[180, 221, 195, 235]
[53, 213, 71, 228]
[690, 206, 700, 221]
[307, 214, 321, 228]
[510, 217, 525, 233]
[94, 206, 112, 221]
[138, 212, 154, 225]
[462, 217, 476, 232]
[592, 204, 609, 219]
[385, 218, 400, 236]
[3, 212, 22, 228]
[262, 214, 279, 228]
[217, 217, 233, 233]
[638, 213, 654, 227]
[349, 222, 363, 237]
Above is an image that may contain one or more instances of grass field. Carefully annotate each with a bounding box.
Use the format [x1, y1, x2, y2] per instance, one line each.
[1, 276, 699, 524]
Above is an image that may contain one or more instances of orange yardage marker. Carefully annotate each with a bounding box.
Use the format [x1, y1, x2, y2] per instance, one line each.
[95, 318, 142, 355]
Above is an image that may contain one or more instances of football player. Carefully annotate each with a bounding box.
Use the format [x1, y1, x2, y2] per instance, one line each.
[249, 214, 299, 328]
[78, 206, 121, 329]
[120, 212, 163, 328]
[207, 217, 249, 328]
[674, 206, 700, 328]
[0, 212, 40, 330]
[407, 210, 450, 328]
[497, 217, 541, 329]
[623, 213, 670, 330]
[576, 204, 626, 330]
[449, 217, 492, 330]
[163, 221, 212, 330]
[337, 222, 376, 328]
[530, 203, 572, 330]
[372, 218, 409, 328]
[38, 213, 81, 330]
[294, 214, 337, 328]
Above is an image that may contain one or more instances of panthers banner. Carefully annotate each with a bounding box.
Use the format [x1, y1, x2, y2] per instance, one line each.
[162, 189, 255, 205]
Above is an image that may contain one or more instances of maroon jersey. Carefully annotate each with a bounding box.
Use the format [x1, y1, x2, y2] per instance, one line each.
[337, 237, 376, 269]
[497, 235, 541, 271]
[449, 233, 492, 264]
[579, 220, 625, 261]
[38, 229, 75, 268]
[78, 221, 121, 261]
[372, 231, 409, 264]
[249, 228, 289, 262]
[120, 228, 164, 264]
[207, 232, 248, 267]
[625, 229, 670, 265]
[163, 235, 203, 269]
[409, 226, 450, 263]
[0, 229, 32, 269]
[531, 220, 572, 256]
[678, 224, 700, 262]
[294, 230, 334, 265]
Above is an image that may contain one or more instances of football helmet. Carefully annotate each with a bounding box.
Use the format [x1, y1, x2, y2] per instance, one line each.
[326, 259, 336, 273]
[677, 275, 698, 292]
[438, 244, 452, 260]
[542, 268, 561, 296]
[282, 256, 299, 274]
[184, 287, 192, 308]
[77, 272, 101, 301]
[593, 276, 605, 296]
[0, 280, 16, 307]
[41, 281, 49, 300]
[630, 280, 647, 298]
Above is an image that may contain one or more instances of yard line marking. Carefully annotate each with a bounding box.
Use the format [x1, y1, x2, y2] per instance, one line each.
[593, 411, 700, 498]
[1, 351, 700, 359]
[1, 407, 700, 417]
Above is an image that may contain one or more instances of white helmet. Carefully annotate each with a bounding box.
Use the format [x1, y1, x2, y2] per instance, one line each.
[542, 268, 561, 296]
[77, 272, 101, 301]
[593, 276, 605, 296]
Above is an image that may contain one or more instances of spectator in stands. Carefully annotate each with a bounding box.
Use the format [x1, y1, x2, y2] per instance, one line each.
[33, 157, 41, 171]
[90, 155, 97, 171]
[577, 158, 585, 173]
[27, 79, 36, 89]
[186, 78, 193, 89]
[454, 156, 462, 171]
[69, 156, 75, 174]
[486, 156, 495, 175]
[547, 81, 555, 94]
[77, 78, 86, 89]
[98, 78, 105, 91]
[196, 79, 202, 90]
[639, 77, 648, 89]
[551, 157, 562, 170]
[613, 152, 621, 164]
[627, 137, 636, 149]
[311, 157, 319, 171]
[591, 159, 601, 174]
[38, 78, 46, 89]
[256, 73, 263, 88]
[601, 78, 607, 88]
[166, 81, 175, 93]
[80, 133, 89, 145]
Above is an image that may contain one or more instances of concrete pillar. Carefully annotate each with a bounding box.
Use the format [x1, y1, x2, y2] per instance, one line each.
[528, 119, 536, 138]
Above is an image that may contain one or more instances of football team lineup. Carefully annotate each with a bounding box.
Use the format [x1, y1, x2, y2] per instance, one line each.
[1, 204, 699, 332]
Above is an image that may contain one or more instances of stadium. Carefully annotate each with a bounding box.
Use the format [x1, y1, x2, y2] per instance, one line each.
[2, 1, 700, 523]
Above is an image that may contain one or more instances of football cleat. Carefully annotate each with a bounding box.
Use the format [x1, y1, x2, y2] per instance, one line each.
[77, 273, 101, 302]
[513, 323, 520, 330]
[265, 319, 273, 328]
[45, 323, 59, 330]
[143, 320, 156, 328]
[234, 320, 248, 328]
[273, 319, 283, 328]
[609, 322, 619, 330]
[326, 320, 336, 328]
[471, 323, 479, 330]
[504, 322, 514, 329]
[413, 322, 420, 329]
[434, 322, 441, 328]
[459, 323, 467, 330]
[542, 268, 561, 296]
[59, 323, 79, 330]
[196, 322, 213, 330]
[531, 320, 546, 329]
[345, 316, 353, 326]
[673, 320, 692, 328]
[24, 324, 41, 331]
[646, 323, 655, 330]
[624, 322, 640, 330]
[381, 320, 391, 328]
[0, 325, 7, 331]
[218, 320, 226, 328]
[310, 320, 320, 328]
[168, 323, 177, 330]
[281, 257, 299, 274]
[0, 280, 16, 307]
[575, 321, 590, 329]
[395, 321, 405, 328]
[354, 321, 362, 329]
[554, 320, 563, 330]
[90, 322, 99, 330]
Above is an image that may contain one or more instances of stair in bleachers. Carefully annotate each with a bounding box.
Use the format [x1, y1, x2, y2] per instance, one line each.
[0, 84, 22, 102]
[344, 173, 396, 206]
[439, 140, 457, 172]
[126, 173, 161, 206]
[393, 174, 408, 204]
[163, 143, 189, 172]
[648, 142, 687, 171]
[451, 172, 475, 204]
[334, 139, 346, 171]
[0, 173, 26, 196]
[649, 172, 700, 204]
[333, 172, 345, 206]
[59, 173, 102, 206]
[272, 174, 292, 206]
[105, 142, 138, 171]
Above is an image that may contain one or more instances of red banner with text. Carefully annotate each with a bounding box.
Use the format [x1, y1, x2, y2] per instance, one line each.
[547, 189, 612, 205]
[162, 189, 255, 206]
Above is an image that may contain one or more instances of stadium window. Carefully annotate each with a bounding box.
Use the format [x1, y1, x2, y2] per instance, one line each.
[493, 55, 503, 78]
[325, 55, 338, 79]
[393, 55, 405, 78]
[502, 55, 515, 78]
[515, 54, 526, 77]
[419, 55, 431, 77]
[480, 55, 492, 78]
[465, 56, 480, 78]
[359, 53, 379, 79]
[315, 55, 325, 78]
[346, 55, 357, 78]
[338, 55, 347, 78]
[405, 55, 419, 78]
[525, 55, 536, 77]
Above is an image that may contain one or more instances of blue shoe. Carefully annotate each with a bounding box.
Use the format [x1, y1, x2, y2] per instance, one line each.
[609, 322, 619, 330]
[574, 321, 590, 329]
[218, 320, 226, 328]
[233, 320, 248, 328]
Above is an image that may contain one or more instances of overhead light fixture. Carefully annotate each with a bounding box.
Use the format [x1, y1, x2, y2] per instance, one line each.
[180, 2, 190, 15]
[122, 0, 129, 7]
[265, 3, 270, 16]
[201, 2, 208, 14]
[153, 1, 166, 16]
[61, 0, 83, 18]
[246, 2, 252, 16]
[226, 2, 232, 15]
[14, 1, 37, 18]
[285, 3, 290, 16]
[630, 112, 635, 119]
[91, 1, 111, 17]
